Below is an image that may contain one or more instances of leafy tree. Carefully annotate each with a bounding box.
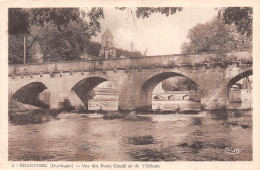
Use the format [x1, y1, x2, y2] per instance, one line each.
[9, 34, 26, 64]
[8, 8, 29, 35]
[116, 7, 182, 18]
[85, 41, 101, 58]
[162, 77, 198, 91]
[34, 21, 90, 62]
[181, 17, 252, 54]
[8, 8, 104, 64]
[8, 8, 91, 35]
[135, 7, 182, 18]
[221, 7, 252, 36]
[116, 48, 143, 58]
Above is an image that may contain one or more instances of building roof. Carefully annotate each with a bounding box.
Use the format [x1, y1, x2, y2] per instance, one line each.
[101, 27, 113, 37]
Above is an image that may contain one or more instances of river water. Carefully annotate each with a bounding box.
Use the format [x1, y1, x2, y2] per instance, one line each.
[9, 111, 252, 161]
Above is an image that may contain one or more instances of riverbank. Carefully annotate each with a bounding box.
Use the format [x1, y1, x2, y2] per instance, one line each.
[9, 110, 50, 125]
[9, 99, 252, 125]
[8, 99, 58, 125]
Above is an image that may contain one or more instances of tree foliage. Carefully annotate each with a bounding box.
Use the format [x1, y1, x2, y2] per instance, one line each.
[85, 41, 101, 58]
[162, 77, 198, 91]
[71, 41, 143, 59]
[116, 7, 182, 18]
[8, 8, 29, 35]
[8, 8, 104, 64]
[181, 17, 252, 54]
[116, 48, 143, 58]
[34, 20, 94, 62]
[9, 34, 26, 64]
[9, 8, 85, 35]
[222, 7, 252, 36]
[135, 7, 183, 18]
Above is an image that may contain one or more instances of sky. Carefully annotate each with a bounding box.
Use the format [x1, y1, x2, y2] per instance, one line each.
[89, 7, 218, 56]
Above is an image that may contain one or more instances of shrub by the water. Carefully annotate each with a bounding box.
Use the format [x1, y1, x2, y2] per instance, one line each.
[124, 114, 152, 121]
[97, 108, 108, 114]
[103, 111, 123, 120]
[75, 104, 86, 113]
[177, 137, 230, 152]
[8, 110, 49, 125]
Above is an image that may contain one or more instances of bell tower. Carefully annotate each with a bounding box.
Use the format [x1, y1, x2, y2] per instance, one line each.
[99, 27, 116, 59]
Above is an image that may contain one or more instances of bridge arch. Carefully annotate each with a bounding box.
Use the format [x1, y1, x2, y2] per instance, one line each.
[226, 69, 252, 109]
[226, 69, 252, 89]
[141, 69, 198, 88]
[69, 76, 119, 110]
[139, 71, 200, 110]
[11, 82, 50, 109]
[182, 94, 190, 100]
[67, 72, 120, 90]
[233, 83, 243, 89]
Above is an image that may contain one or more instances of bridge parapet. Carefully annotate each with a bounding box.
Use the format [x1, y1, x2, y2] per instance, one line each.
[9, 50, 252, 76]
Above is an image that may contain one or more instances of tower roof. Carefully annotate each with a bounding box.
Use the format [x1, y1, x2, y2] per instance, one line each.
[101, 28, 113, 37]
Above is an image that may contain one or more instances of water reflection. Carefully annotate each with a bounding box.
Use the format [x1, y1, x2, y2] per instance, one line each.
[9, 110, 252, 161]
[191, 117, 202, 126]
[128, 136, 155, 145]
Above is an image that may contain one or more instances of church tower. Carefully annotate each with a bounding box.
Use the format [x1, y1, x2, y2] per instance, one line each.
[99, 28, 116, 59]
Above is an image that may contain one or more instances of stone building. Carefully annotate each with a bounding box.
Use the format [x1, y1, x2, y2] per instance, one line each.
[99, 28, 116, 59]
[153, 82, 164, 94]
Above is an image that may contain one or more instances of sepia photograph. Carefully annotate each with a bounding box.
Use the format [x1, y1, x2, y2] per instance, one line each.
[1, 1, 258, 168]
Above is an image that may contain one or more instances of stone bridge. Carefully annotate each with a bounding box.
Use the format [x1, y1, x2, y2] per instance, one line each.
[8, 50, 252, 111]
